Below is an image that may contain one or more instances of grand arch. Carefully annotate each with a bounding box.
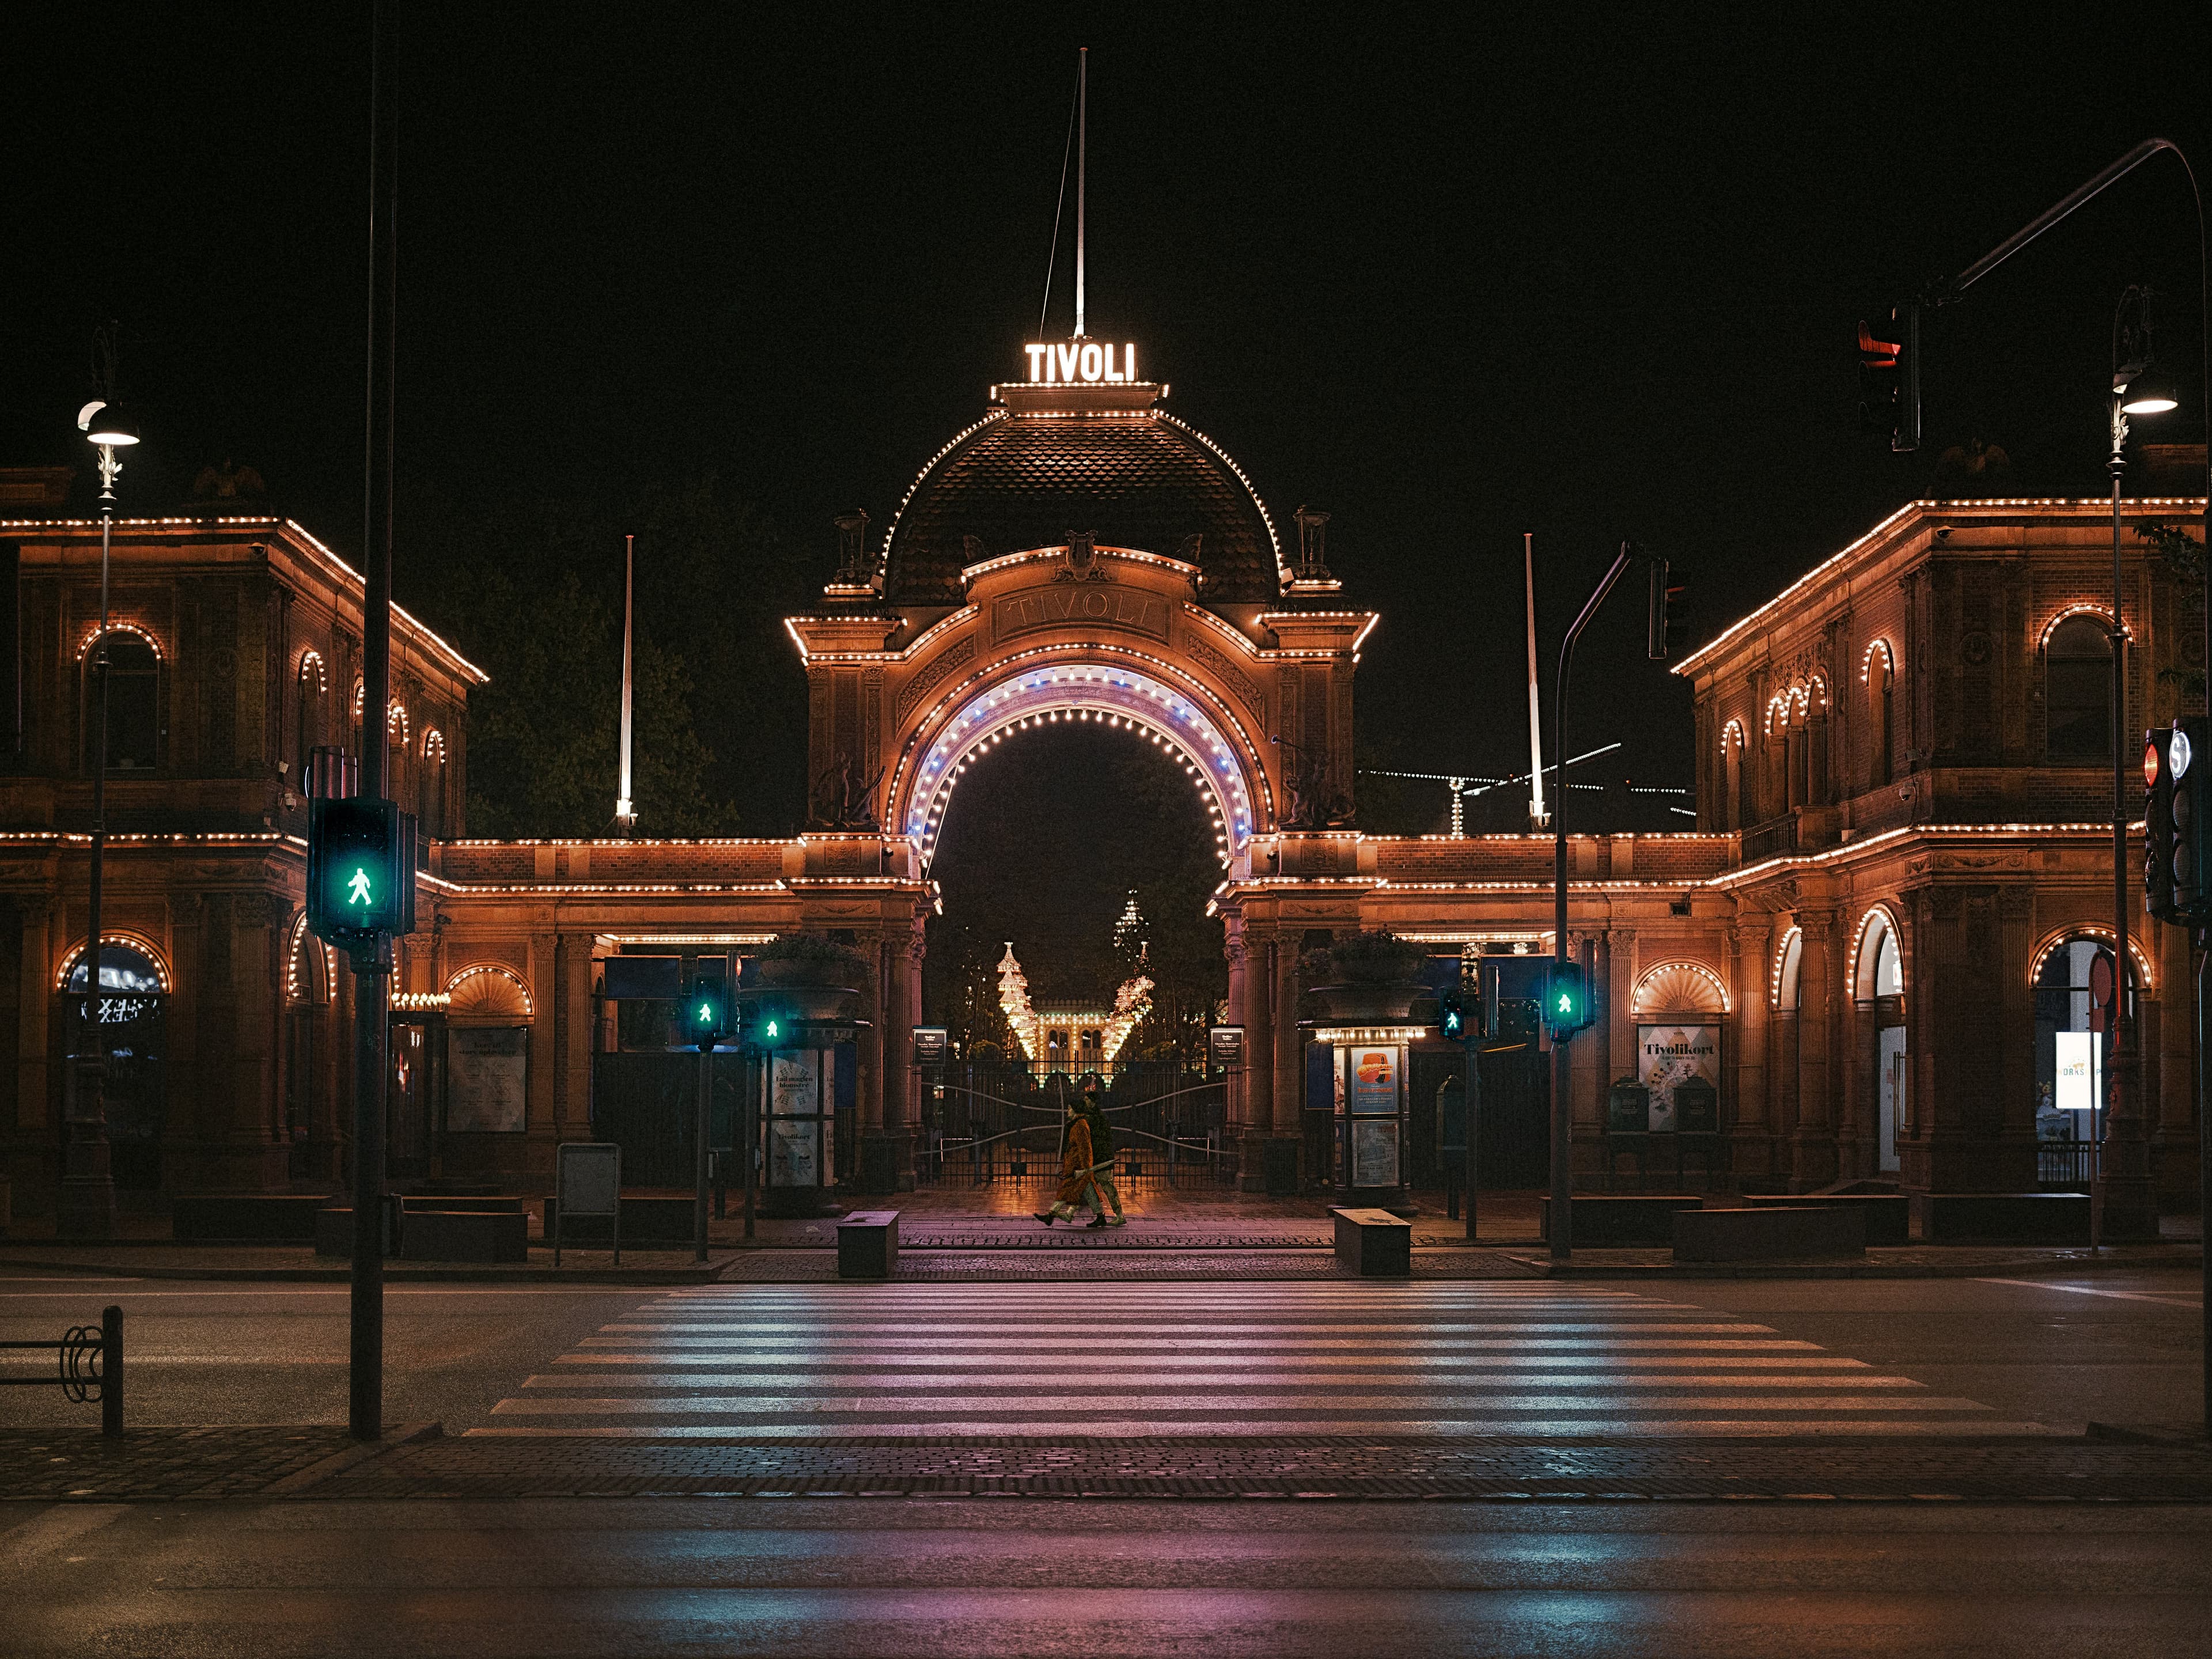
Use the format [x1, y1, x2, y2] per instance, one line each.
[783, 367, 1376, 1169]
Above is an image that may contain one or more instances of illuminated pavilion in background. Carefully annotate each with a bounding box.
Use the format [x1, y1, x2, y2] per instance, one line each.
[0, 342, 2205, 1224]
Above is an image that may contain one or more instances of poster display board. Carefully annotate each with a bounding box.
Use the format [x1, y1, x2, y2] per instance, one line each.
[1352, 1118, 1400, 1187]
[1347, 1046, 1399, 1114]
[447, 1026, 528, 1132]
[1636, 1024, 1720, 1132]
[554, 1141, 620, 1265]
[768, 1050, 827, 1187]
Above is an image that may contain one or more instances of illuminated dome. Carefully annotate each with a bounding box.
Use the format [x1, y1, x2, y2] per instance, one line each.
[878, 380, 1284, 605]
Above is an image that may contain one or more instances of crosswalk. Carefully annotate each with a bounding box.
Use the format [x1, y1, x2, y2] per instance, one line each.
[470, 1282, 2057, 1440]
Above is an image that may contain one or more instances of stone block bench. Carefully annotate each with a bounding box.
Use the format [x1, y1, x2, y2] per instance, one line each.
[399, 1209, 528, 1263]
[1743, 1192, 1908, 1245]
[838, 1210, 899, 1279]
[1672, 1205, 1865, 1262]
[1331, 1207, 1411, 1277]
[1539, 1195, 1705, 1245]
[1912, 1192, 2092, 1244]
[172, 1194, 330, 1242]
[313, 1201, 398, 1258]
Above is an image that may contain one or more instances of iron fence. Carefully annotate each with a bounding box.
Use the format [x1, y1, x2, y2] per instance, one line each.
[2036, 1137, 2099, 1191]
[917, 1059, 1237, 1189]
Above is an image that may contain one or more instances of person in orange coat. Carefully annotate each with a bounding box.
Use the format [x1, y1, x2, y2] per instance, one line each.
[1035, 1095, 1100, 1226]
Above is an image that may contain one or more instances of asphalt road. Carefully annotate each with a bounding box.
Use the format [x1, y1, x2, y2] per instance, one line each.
[6, 1498, 2209, 1658]
[0, 1269, 2200, 1435]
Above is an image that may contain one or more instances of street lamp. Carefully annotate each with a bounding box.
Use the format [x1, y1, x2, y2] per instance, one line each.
[2097, 286, 2172, 1244]
[59, 350, 142, 1242]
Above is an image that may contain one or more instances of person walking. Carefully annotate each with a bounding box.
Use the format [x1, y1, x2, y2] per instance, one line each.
[1035, 1090, 1101, 1226]
[1080, 1077, 1125, 1229]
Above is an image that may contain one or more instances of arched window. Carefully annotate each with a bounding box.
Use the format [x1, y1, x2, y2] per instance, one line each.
[420, 728, 448, 839]
[296, 653, 327, 783]
[1773, 926, 1804, 1012]
[1866, 647, 1894, 788]
[1850, 908, 1906, 1003]
[84, 630, 161, 772]
[2046, 615, 2112, 764]
[1721, 722, 1745, 831]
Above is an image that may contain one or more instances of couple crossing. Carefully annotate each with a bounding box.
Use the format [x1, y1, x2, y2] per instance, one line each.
[1035, 1076, 1126, 1228]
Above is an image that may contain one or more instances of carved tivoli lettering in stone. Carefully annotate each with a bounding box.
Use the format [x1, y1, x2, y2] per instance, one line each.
[992, 586, 1169, 642]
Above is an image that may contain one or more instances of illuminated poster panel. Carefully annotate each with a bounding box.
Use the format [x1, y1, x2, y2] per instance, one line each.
[1637, 1024, 1720, 1132]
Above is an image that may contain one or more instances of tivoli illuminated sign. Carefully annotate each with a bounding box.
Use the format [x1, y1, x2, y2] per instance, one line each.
[1024, 340, 1139, 384]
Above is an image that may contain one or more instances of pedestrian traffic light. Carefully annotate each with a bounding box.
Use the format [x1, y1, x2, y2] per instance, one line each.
[2159, 717, 2212, 922]
[686, 977, 731, 1050]
[2146, 726, 2177, 923]
[1857, 303, 1919, 452]
[1545, 961, 1594, 1039]
[1440, 989, 1467, 1041]
[1646, 556, 1687, 660]
[306, 796, 412, 954]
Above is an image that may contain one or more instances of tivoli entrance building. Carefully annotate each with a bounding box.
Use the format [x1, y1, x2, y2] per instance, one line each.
[2, 344, 2206, 1221]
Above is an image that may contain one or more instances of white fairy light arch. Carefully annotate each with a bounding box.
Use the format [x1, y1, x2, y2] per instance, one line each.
[897, 660, 1260, 871]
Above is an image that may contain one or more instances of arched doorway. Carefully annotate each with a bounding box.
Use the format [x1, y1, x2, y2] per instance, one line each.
[2030, 929, 2151, 1187]
[1850, 906, 1907, 1173]
[59, 938, 170, 1194]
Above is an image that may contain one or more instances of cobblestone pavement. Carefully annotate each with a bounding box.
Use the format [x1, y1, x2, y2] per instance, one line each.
[0, 1426, 365, 1500]
[717, 1249, 1541, 1280]
[7, 1425, 2207, 1503]
[311, 1430, 2212, 1502]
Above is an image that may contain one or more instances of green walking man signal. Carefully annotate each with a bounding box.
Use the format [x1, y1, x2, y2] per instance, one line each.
[306, 796, 415, 960]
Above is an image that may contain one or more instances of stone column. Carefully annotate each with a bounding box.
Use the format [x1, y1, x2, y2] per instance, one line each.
[1272, 937, 1303, 1141]
[526, 930, 557, 1183]
[222, 891, 287, 1191]
[1791, 911, 1837, 1189]
[1730, 915, 1772, 1178]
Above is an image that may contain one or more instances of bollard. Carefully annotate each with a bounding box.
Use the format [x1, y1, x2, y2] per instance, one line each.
[102, 1305, 122, 1437]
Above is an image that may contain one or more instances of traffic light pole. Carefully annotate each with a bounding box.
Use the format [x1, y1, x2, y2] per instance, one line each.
[1551, 542, 1635, 1262]
[694, 1044, 711, 1264]
[350, 0, 399, 1445]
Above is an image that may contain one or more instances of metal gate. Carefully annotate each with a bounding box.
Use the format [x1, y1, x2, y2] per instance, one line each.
[916, 1059, 1236, 1190]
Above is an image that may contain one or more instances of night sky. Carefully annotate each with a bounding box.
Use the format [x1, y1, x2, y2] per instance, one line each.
[7, 5, 2208, 863]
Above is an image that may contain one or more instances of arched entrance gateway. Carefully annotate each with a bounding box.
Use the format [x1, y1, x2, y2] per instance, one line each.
[785, 365, 1373, 1183]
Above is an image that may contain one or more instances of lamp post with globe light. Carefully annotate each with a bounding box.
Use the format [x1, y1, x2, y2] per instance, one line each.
[58, 343, 141, 1241]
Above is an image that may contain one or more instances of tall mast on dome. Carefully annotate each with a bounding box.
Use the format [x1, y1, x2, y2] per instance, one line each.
[1074, 47, 1087, 339]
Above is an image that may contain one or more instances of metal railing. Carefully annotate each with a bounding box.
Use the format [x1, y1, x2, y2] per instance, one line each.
[2037, 1138, 2100, 1191]
[916, 1062, 1237, 1188]
[0, 1304, 122, 1436]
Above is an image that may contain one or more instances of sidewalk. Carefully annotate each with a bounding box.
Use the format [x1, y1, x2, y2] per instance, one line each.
[7, 1423, 2209, 1503]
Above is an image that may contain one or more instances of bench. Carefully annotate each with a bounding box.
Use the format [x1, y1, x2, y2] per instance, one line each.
[1912, 1192, 2092, 1244]
[173, 1194, 331, 1242]
[837, 1210, 900, 1279]
[1539, 1195, 1705, 1245]
[1744, 1193, 1908, 1246]
[399, 1209, 528, 1263]
[543, 1194, 696, 1244]
[1331, 1207, 1411, 1277]
[399, 1194, 530, 1216]
[1672, 1205, 1865, 1262]
[312, 1200, 399, 1259]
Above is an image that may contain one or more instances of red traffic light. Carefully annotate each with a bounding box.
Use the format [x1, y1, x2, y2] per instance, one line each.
[2145, 740, 2163, 790]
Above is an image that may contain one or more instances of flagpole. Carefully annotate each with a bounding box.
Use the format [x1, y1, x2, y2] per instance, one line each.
[1524, 532, 1547, 829]
[1066, 46, 1075, 338]
[616, 533, 635, 834]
